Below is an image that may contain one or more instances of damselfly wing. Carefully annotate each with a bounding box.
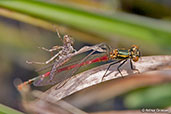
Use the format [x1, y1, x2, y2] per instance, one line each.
[33, 51, 109, 86]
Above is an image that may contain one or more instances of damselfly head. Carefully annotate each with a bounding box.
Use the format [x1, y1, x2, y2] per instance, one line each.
[63, 35, 74, 45]
[130, 45, 140, 62]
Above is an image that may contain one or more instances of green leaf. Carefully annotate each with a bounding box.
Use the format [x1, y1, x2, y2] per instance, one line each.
[124, 83, 171, 109]
[0, 104, 23, 114]
[0, 0, 171, 51]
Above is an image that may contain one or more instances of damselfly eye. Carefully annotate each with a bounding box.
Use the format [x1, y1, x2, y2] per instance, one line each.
[133, 56, 139, 62]
[130, 45, 140, 62]
[137, 50, 141, 57]
[131, 45, 139, 50]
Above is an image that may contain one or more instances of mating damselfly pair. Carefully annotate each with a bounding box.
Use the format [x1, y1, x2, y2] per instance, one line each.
[17, 31, 140, 90]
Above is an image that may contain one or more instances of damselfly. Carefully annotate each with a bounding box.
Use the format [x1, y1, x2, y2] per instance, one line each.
[18, 44, 140, 90]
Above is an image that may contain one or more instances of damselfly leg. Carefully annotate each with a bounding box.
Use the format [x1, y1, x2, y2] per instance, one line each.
[102, 60, 123, 81]
[130, 59, 140, 74]
[116, 59, 128, 77]
[26, 30, 68, 65]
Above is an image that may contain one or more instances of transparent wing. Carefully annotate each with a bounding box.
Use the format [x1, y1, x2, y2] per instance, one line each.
[35, 43, 111, 72]
[33, 51, 107, 86]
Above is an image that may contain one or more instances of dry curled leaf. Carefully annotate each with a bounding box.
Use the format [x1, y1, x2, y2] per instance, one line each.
[65, 70, 171, 108]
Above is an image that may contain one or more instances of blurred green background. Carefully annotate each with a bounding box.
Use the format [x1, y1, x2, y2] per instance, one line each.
[0, 0, 170, 113]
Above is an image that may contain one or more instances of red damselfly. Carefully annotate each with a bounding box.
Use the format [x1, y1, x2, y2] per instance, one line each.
[18, 43, 140, 90]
